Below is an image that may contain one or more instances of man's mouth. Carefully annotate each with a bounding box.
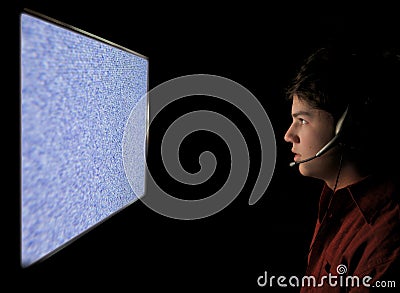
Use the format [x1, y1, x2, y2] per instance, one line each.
[292, 151, 300, 162]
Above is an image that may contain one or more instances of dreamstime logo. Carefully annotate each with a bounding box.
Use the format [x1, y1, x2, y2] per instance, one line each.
[257, 264, 396, 289]
[336, 264, 347, 275]
[123, 74, 276, 220]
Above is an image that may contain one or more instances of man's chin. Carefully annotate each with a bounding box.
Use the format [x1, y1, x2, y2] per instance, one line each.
[298, 164, 316, 178]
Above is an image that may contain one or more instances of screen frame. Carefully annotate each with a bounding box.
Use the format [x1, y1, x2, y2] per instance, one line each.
[20, 8, 150, 267]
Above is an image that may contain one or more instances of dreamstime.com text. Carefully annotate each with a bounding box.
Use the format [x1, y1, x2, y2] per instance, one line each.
[257, 265, 396, 289]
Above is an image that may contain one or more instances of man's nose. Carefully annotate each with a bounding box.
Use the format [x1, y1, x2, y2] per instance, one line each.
[284, 130, 291, 143]
[284, 125, 299, 144]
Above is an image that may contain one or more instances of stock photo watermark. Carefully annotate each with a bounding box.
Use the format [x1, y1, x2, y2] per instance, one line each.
[257, 264, 396, 289]
[123, 74, 276, 220]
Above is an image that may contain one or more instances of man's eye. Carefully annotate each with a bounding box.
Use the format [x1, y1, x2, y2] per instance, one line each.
[299, 118, 308, 125]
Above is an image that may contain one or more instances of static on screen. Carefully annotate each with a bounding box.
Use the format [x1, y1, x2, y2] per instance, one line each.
[20, 11, 148, 267]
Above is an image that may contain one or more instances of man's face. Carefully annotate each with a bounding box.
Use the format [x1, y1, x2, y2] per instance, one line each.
[284, 95, 337, 179]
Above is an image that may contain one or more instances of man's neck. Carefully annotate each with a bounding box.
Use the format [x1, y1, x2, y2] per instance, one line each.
[325, 162, 370, 191]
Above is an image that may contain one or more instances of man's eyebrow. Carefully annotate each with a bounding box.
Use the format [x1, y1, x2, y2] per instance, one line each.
[292, 110, 312, 118]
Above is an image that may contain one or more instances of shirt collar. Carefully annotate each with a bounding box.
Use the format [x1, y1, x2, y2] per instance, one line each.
[319, 175, 397, 224]
[346, 175, 396, 224]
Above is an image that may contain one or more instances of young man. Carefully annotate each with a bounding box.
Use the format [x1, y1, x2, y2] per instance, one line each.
[284, 46, 400, 292]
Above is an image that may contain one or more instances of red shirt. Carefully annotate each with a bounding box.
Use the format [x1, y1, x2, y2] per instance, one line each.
[300, 175, 400, 292]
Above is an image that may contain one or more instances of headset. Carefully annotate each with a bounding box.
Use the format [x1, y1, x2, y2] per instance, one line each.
[289, 105, 350, 167]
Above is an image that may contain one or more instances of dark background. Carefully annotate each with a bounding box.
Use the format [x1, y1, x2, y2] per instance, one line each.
[8, 2, 399, 291]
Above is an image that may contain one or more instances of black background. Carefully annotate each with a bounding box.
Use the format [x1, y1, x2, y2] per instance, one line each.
[8, 2, 400, 291]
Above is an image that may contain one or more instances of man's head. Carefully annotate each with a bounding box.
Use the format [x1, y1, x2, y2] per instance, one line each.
[284, 46, 400, 181]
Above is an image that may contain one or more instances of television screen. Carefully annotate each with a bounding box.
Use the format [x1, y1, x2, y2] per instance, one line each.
[20, 10, 148, 267]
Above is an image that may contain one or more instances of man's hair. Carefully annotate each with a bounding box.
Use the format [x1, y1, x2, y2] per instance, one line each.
[286, 45, 400, 174]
